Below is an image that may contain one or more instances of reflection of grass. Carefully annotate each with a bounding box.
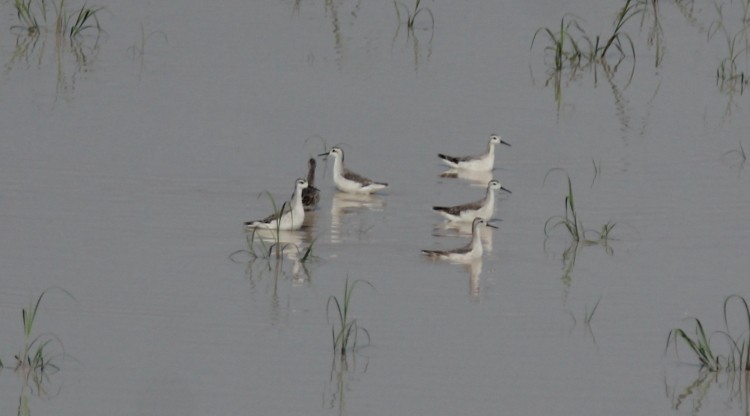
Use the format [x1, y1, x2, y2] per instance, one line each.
[666, 370, 716, 413]
[127, 23, 167, 74]
[721, 140, 747, 174]
[327, 278, 373, 357]
[543, 170, 615, 311]
[591, 159, 602, 186]
[568, 296, 602, 344]
[392, 0, 434, 70]
[666, 295, 750, 372]
[666, 369, 750, 414]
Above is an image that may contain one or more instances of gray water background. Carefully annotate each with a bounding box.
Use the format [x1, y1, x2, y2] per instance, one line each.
[1, 0, 750, 415]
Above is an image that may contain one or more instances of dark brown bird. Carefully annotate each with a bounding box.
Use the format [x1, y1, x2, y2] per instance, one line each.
[302, 158, 320, 211]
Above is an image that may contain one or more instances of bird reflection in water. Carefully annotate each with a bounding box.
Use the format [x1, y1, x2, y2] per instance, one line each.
[467, 259, 483, 298]
[433, 219, 497, 252]
[235, 210, 318, 289]
[423, 217, 500, 299]
[439, 168, 494, 186]
[330, 191, 385, 244]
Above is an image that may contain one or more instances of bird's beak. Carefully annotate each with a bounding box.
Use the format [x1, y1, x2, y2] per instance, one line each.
[501, 186, 512, 194]
[486, 218, 502, 229]
[500, 140, 511, 147]
[317, 151, 329, 157]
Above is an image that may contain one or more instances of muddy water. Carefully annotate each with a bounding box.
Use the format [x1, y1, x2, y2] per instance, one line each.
[1, 0, 749, 415]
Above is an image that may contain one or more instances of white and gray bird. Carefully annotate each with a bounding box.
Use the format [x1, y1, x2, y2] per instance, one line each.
[318, 147, 388, 194]
[245, 178, 308, 231]
[438, 134, 510, 171]
[422, 217, 497, 261]
[432, 179, 511, 222]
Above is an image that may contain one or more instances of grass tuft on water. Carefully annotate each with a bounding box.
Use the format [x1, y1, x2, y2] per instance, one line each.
[709, 0, 750, 94]
[543, 169, 615, 246]
[327, 278, 373, 357]
[68, 3, 102, 37]
[666, 295, 750, 372]
[11, 0, 103, 38]
[14, 288, 75, 395]
[393, 0, 434, 30]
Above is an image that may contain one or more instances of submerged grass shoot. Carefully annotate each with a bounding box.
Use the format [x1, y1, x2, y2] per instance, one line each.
[68, 3, 102, 37]
[543, 169, 615, 246]
[327, 278, 373, 357]
[709, 1, 750, 94]
[393, 0, 434, 30]
[14, 288, 75, 395]
[11, 0, 103, 38]
[667, 318, 720, 371]
[666, 295, 750, 372]
[13, 0, 44, 34]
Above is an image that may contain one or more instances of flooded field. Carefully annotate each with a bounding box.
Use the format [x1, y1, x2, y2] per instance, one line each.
[2, 0, 750, 415]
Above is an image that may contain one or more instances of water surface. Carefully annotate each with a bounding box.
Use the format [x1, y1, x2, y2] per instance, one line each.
[1, 0, 750, 415]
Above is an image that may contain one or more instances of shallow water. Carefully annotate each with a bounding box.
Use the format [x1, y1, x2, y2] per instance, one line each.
[1, 0, 750, 415]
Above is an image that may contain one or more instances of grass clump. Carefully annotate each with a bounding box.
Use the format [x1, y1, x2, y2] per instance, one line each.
[543, 170, 615, 246]
[393, 0, 434, 30]
[327, 278, 373, 357]
[530, 1, 668, 110]
[13, 0, 44, 34]
[708, 0, 750, 94]
[11, 0, 103, 38]
[67, 3, 103, 37]
[531, 2, 639, 71]
[666, 295, 750, 372]
[531, 14, 588, 73]
[14, 288, 74, 396]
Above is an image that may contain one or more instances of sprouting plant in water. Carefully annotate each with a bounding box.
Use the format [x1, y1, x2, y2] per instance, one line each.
[14, 288, 74, 396]
[327, 278, 373, 357]
[393, 0, 434, 30]
[531, 14, 587, 74]
[666, 295, 750, 372]
[531, 2, 671, 111]
[12, 0, 44, 34]
[543, 169, 616, 246]
[638, 0, 665, 67]
[67, 3, 103, 37]
[8, 0, 104, 101]
[596, 0, 639, 60]
[667, 317, 721, 371]
[11, 0, 103, 38]
[584, 296, 602, 326]
[708, 0, 750, 94]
